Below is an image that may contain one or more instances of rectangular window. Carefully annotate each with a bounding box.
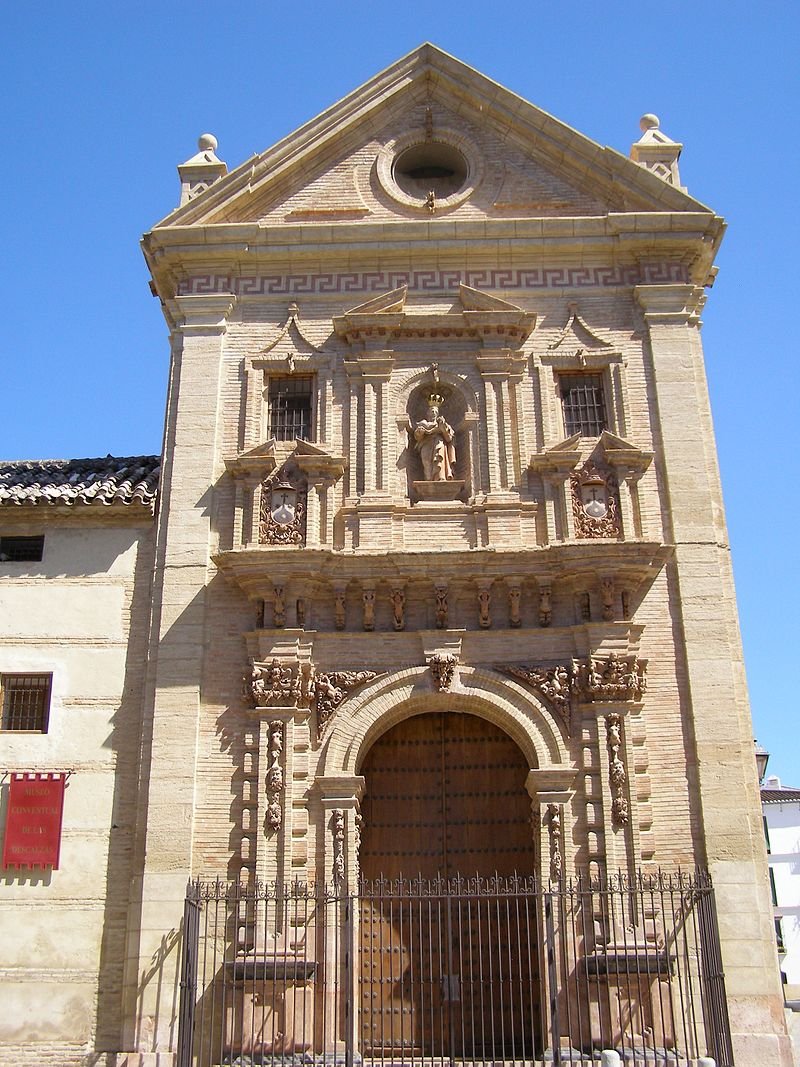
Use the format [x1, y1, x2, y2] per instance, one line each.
[1, 674, 52, 732]
[268, 377, 313, 441]
[559, 373, 607, 437]
[0, 535, 44, 562]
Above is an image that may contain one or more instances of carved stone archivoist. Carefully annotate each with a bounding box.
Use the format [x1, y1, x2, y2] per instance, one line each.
[500, 664, 573, 730]
[313, 670, 378, 741]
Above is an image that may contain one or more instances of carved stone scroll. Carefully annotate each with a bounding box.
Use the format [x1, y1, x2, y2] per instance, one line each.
[574, 653, 646, 702]
[546, 803, 563, 881]
[313, 670, 378, 741]
[246, 658, 299, 707]
[332, 809, 345, 890]
[605, 713, 629, 827]
[429, 653, 458, 692]
[266, 721, 284, 831]
[500, 664, 572, 731]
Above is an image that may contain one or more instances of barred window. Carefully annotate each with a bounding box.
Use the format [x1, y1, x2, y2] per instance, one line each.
[559, 373, 607, 437]
[1, 674, 52, 732]
[268, 377, 313, 442]
[0, 535, 44, 562]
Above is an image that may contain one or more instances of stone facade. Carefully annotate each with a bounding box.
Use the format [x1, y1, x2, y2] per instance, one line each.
[0, 45, 789, 1066]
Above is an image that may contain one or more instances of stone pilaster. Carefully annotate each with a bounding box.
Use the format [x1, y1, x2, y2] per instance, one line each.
[122, 292, 237, 1054]
[637, 282, 791, 1063]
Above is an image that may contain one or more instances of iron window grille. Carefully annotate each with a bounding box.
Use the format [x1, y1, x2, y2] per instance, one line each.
[1, 673, 52, 732]
[268, 377, 313, 442]
[559, 373, 608, 437]
[0, 535, 44, 562]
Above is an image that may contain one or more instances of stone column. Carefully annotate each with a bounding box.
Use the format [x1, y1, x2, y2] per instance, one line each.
[121, 293, 237, 1058]
[636, 282, 791, 1064]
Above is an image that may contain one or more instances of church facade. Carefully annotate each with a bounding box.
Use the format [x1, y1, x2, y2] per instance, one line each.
[0, 45, 790, 1066]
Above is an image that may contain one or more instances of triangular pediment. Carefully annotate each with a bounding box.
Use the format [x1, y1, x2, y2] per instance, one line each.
[154, 44, 714, 231]
[333, 282, 535, 344]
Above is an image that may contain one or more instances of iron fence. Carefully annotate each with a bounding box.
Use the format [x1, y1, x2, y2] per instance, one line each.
[177, 871, 733, 1066]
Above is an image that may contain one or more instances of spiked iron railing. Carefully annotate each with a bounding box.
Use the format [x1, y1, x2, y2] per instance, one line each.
[177, 871, 733, 1066]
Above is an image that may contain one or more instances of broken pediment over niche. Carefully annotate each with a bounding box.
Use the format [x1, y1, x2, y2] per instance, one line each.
[225, 439, 346, 485]
[540, 303, 623, 368]
[332, 283, 536, 346]
[156, 45, 713, 230]
[254, 304, 328, 364]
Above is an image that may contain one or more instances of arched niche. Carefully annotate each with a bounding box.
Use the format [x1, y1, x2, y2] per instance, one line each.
[396, 372, 478, 502]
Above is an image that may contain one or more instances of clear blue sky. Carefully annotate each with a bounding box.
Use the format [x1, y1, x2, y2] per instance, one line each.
[2, 2, 798, 781]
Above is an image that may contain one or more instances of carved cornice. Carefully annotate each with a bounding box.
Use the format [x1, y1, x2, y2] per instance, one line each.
[215, 543, 672, 603]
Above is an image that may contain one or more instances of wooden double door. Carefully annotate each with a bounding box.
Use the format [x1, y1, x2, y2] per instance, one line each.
[358, 712, 542, 1059]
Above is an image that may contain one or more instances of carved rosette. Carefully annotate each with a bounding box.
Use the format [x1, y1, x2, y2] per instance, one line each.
[429, 653, 458, 692]
[312, 670, 378, 741]
[605, 713, 629, 827]
[246, 658, 302, 707]
[546, 804, 563, 882]
[332, 809, 345, 891]
[571, 462, 621, 539]
[266, 721, 284, 831]
[500, 664, 573, 731]
[574, 653, 646, 703]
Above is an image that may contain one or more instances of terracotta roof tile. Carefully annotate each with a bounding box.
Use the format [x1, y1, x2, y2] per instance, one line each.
[761, 787, 800, 804]
[0, 455, 160, 511]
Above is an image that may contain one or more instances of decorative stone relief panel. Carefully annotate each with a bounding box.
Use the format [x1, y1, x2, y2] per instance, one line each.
[571, 461, 621, 539]
[260, 470, 307, 545]
[574, 654, 646, 703]
[605, 713, 629, 827]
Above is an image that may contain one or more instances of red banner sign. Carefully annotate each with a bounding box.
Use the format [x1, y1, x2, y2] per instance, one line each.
[3, 773, 67, 869]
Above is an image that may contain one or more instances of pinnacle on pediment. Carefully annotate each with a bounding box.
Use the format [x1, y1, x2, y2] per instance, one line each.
[177, 134, 228, 207]
[630, 114, 684, 191]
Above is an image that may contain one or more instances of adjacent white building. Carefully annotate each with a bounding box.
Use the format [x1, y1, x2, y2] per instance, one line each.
[762, 776, 800, 999]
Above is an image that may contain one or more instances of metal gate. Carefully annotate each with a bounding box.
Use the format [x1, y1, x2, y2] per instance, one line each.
[177, 871, 734, 1066]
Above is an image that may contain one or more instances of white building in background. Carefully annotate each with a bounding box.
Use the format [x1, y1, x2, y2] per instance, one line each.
[762, 776, 800, 998]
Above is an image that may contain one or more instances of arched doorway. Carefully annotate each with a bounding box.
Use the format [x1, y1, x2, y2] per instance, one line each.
[358, 711, 542, 1058]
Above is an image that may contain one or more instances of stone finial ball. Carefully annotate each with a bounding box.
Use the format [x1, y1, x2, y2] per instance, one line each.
[198, 133, 218, 152]
[639, 114, 660, 132]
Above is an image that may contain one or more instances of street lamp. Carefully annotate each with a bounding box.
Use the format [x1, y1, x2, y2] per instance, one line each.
[754, 740, 770, 784]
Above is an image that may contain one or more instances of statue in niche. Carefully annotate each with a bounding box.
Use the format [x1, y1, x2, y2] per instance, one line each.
[413, 392, 456, 481]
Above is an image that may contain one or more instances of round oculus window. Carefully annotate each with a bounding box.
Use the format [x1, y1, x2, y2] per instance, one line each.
[377, 130, 482, 212]
[392, 142, 469, 199]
